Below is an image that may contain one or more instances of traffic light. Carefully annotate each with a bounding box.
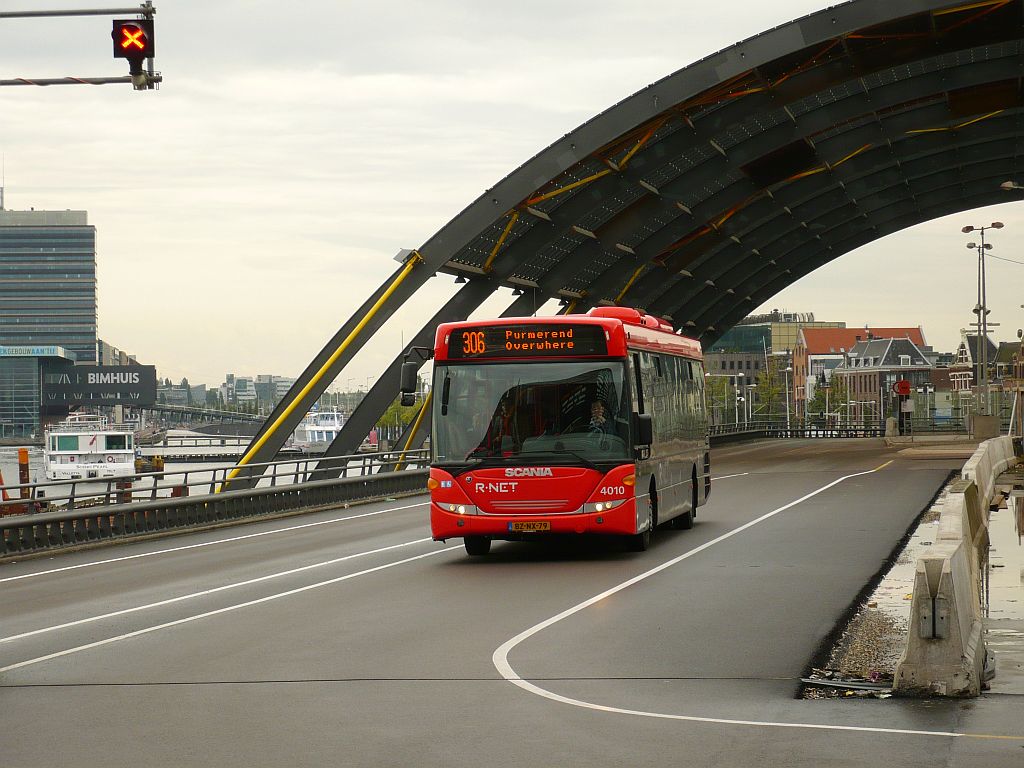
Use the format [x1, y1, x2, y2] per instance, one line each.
[112, 19, 155, 74]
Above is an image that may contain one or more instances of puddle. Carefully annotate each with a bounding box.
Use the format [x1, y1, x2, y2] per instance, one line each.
[984, 497, 1024, 621]
[983, 494, 1024, 694]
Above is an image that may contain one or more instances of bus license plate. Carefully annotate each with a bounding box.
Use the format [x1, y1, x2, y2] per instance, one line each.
[509, 521, 551, 533]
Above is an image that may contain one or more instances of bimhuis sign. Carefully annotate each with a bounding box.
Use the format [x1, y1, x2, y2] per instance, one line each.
[42, 365, 157, 406]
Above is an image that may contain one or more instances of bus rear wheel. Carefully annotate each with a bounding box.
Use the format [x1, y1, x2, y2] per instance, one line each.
[464, 536, 491, 556]
[673, 509, 694, 530]
[672, 473, 697, 530]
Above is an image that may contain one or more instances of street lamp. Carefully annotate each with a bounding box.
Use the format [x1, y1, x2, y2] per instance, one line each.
[784, 366, 793, 430]
[962, 220, 1003, 415]
[735, 372, 744, 424]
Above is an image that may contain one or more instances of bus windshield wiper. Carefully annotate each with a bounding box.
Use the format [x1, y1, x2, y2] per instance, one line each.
[516, 450, 598, 471]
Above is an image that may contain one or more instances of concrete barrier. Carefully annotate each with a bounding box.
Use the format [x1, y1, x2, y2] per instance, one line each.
[894, 437, 1015, 697]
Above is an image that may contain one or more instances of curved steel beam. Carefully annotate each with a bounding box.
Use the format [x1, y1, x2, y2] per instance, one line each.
[255, 0, 1024, 466]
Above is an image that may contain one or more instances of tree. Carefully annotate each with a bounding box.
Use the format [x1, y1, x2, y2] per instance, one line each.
[704, 376, 732, 425]
[378, 395, 417, 431]
[754, 356, 787, 422]
[807, 374, 848, 422]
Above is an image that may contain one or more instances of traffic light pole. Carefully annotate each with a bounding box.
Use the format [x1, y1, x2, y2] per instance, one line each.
[0, 6, 153, 18]
[1, 76, 160, 86]
[0, 2, 159, 90]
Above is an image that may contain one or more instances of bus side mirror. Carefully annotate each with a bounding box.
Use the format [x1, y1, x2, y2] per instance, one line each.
[400, 361, 419, 406]
[634, 413, 653, 446]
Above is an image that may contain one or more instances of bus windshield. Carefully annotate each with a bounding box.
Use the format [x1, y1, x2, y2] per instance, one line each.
[432, 360, 631, 468]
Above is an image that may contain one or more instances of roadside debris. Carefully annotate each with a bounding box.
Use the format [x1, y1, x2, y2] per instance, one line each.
[802, 669, 893, 698]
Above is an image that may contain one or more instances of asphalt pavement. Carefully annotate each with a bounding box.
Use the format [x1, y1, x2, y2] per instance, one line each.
[2, 438, 1021, 767]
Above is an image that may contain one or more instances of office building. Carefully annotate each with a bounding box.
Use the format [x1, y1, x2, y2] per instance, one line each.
[708, 310, 844, 355]
[0, 208, 97, 363]
[0, 345, 75, 438]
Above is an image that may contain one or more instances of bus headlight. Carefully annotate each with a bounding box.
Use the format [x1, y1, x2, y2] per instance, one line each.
[446, 503, 479, 515]
[584, 499, 627, 514]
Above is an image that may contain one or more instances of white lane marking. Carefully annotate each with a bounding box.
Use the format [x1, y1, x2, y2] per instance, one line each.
[0, 538, 432, 645]
[0, 546, 460, 673]
[2, 472, 747, 644]
[1, 476, 745, 584]
[491, 463, 973, 739]
[487, 680, 962, 738]
[0, 501, 429, 584]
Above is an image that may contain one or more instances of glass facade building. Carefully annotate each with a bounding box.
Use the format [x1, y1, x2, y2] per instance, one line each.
[0, 347, 73, 438]
[0, 210, 97, 363]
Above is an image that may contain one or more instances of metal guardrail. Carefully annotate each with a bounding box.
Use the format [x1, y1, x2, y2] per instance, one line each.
[710, 423, 884, 439]
[0, 466, 429, 557]
[709, 418, 981, 438]
[0, 449, 429, 515]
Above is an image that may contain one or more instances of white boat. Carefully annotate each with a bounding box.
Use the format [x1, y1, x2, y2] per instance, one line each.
[43, 414, 136, 481]
[291, 409, 346, 451]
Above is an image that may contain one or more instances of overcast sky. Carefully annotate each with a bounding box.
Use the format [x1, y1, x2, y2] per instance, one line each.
[2, 0, 1023, 389]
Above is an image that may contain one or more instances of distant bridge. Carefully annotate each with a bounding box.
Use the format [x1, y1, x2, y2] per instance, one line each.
[143, 403, 263, 424]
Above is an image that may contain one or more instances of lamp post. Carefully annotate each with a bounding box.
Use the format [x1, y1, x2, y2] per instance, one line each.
[784, 366, 792, 430]
[962, 221, 1003, 415]
[734, 372, 744, 424]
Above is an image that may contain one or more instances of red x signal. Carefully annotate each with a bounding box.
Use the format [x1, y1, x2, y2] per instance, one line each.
[119, 26, 146, 51]
[112, 19, 155, 60]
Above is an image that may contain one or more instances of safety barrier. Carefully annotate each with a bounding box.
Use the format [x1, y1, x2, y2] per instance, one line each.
[709, 423, 883, 440]
[0, 449, 428, 515]
[0, 469, 428, 558]
[894, 436, 1020, 696]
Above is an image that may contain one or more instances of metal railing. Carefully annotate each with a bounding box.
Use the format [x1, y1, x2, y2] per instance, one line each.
[0, 449, 429, 516]
[709, 417, 982, 438]
[0, 467, 429, 557]
[709, 421, 884, 439]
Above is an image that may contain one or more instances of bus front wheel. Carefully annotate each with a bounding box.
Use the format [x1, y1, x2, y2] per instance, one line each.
[629, 495, 656, 551]
[464, 536, 491, 556]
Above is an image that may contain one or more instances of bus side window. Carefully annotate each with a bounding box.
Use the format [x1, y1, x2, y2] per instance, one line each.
[632, 353, 645, 414]
[692, 361, 708, 427]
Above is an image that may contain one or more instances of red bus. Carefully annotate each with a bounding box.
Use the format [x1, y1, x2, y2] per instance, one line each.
[400, 307, 710, 556]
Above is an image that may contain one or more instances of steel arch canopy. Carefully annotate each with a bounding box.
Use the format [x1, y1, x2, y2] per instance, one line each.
[239, 0, 1024, 473]
[413, 0, 1024, 347]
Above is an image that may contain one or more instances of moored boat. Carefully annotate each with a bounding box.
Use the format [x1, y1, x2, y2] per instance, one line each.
[291, 409, 346, 451]
[43, 414, 136, 480]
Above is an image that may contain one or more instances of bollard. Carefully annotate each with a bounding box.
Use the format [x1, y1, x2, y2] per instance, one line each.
[18, 448, 30, 500]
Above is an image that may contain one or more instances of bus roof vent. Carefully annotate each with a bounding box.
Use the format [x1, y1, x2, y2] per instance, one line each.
[587, 306, 675, 333]
[648, 315, 675, 332]
[587, 306, 644, 324]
